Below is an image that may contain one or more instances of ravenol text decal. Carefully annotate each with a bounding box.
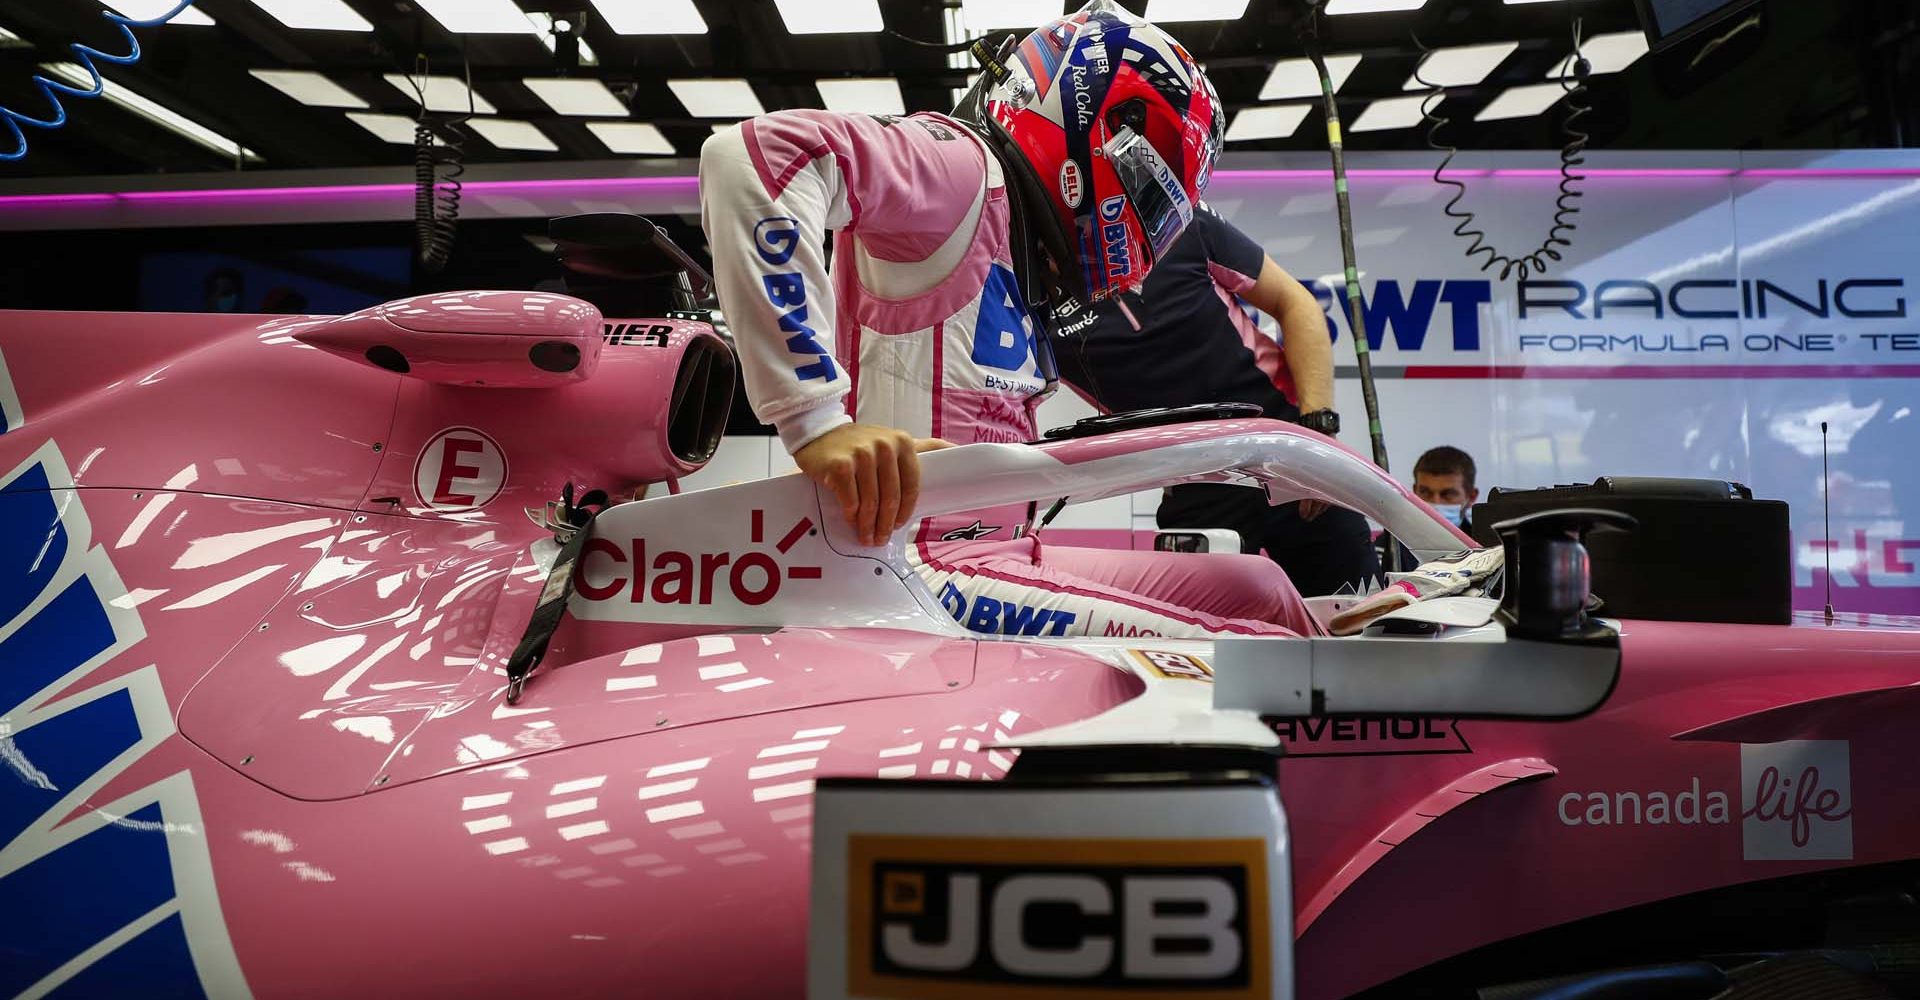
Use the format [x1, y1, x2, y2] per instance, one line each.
[0, 439, 251, 998]
[753, 215, 838, 384]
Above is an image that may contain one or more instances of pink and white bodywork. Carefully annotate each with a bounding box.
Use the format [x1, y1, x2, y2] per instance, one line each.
[2, 289, 1918, 1000]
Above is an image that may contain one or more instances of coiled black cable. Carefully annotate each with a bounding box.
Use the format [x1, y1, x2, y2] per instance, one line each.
[409, 55, 473, 274]
[1414, 19, 1591, 281]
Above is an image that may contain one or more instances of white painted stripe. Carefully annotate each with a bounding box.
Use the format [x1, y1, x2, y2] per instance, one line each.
[621, 643, 663, 665]
[484, 836, 529, 855]
[636, 778, 698, 801]
[646, 757, 710, 777]
[697, 635, 736, 655]
[559, 820, 611, 841]
[877, 764, 917, 779]
[464, 815, 511, 835]
[545, 798, 597, 819]
[699, 661, 748, 680]
[878, 742, 923, 758]
[646, 800, 705, 823]
[462, 792, 512, 810]
[606, 674, 658, 692]
[793, 725, 846, 738]
[747, 758, 817, 780]
[752, 780, 813, 802]
[757, 740, 828, 758]
[717, 677, 772, 693]
[550, 776, 606, 795]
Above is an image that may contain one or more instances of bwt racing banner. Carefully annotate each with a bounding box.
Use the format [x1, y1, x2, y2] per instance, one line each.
[1203, 163, 1920, 614]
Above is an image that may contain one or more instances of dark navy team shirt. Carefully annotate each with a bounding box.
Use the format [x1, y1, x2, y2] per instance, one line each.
[1052, 207, 1301, 420]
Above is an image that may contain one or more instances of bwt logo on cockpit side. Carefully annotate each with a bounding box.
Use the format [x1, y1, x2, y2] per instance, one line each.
[574, 509, 821, 606]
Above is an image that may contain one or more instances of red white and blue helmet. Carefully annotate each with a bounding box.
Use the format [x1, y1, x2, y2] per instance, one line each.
[983, 0, 1224, 302]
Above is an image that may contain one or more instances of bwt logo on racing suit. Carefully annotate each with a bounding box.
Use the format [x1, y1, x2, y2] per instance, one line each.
[1098, 195, 1131, 282]
[853, 836, 1265, 995]
[939, 582, 1077, 636]
[753, 215, 838, 383]
[574, 509, 822, 606]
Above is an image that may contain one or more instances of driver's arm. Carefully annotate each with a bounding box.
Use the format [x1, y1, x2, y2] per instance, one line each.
[699, 113, 950, 546]
[1242, 257, 1335, 415]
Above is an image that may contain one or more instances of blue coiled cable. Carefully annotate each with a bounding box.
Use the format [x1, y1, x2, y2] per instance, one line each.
[1, 1, 199, 162]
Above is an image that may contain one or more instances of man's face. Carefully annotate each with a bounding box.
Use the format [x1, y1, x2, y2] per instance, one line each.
[1413, 471, 1477, 507]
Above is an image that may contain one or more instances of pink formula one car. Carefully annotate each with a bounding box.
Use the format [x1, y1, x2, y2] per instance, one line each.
[3, 222, 1918, 1000]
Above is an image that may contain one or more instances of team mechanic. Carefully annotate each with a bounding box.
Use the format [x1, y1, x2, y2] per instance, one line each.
[1053, 207, 1384, 596]
[699, 0, 1317, 638]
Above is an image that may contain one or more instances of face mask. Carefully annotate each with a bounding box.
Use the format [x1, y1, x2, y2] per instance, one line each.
[1430, 503, 1464, 527]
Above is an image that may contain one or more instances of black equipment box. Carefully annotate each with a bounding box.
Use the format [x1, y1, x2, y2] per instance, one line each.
[1469, 477, 1791, 625]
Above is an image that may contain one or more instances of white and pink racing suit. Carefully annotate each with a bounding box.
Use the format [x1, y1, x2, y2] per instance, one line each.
[700, 109, 1315, 639]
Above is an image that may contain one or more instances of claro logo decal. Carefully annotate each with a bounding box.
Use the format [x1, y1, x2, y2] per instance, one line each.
[848, 834, 1270, 999]
[413, 426, 507, 511]
[752, 215, 838, 384]
[574, 509, 822, 606]
[1555, 740, 1853, 862]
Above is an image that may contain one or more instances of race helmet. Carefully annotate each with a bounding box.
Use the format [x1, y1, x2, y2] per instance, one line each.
[980, 0, 1224, 302]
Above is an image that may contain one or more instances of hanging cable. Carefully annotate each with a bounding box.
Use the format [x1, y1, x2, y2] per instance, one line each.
[0, 0, 197, 162]
[409, 53, 473, 274]
[1414, 18, 1591, 281]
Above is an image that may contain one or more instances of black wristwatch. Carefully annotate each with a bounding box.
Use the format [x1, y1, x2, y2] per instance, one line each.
[1298, 409, 1341, 436]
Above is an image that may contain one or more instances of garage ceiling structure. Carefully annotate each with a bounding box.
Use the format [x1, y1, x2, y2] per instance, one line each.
[0, 0, 1912, 180]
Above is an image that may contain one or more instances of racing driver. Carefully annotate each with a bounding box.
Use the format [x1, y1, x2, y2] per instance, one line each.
[700, 0, 1316, 638]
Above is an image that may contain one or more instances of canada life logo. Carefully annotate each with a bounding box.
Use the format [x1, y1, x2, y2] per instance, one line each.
[574, 509, 822, 606]
[413, 427, 507, 511]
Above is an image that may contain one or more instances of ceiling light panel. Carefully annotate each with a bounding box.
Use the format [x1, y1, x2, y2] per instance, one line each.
[1324, 0, 1425, 13]
[243, 0, 371, 31]
[960, 0, 1059, 29]
[1225, 105, 1310, 141]
[1475, 82, 1567, 121]
[1260, 54, 1359, 100]
[469, 119, 558, 152]
[346, 112, 419, 144]
[415, 0, 536, 34]
[105, 1, 216, 25]
[1350, 94, 1428, 131]
[526, 13, 599, 65]
[1404, 41, 1519, 89]
[384, 73, 498, 114]
[586, 121, 675, 155]
[590, 0, 708, 34]
[43, 62, 258, 159]
[524, 78, 626, 116]
[668, 79, 764, 118]
[774, 0, 883, 34]
[1548, 30, 1650, 77]
[249, 69, 367, 108]
[1144, 0, 1249, 21]
[816, 78, 905, 115]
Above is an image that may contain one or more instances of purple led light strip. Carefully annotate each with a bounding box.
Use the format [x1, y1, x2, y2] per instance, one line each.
[1, 166, 1915, 208]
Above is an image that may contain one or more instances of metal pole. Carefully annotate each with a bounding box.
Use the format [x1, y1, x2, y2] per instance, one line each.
[1303, 2, 1389, 472]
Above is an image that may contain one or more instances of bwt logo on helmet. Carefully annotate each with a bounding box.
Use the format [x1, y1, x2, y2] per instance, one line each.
[1098, 196, 1132, 280]
[849, 835, 1270, 997]
[574, 509, 822, 606]
[751, 215, 838, 383]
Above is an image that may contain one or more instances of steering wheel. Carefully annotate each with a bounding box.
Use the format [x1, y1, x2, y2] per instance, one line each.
[1039, 403, 1265, 441]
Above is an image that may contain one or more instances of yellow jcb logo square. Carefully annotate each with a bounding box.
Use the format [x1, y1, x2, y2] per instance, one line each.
[1130, 649, 1214, 682]
[847, 835, 1269, 999]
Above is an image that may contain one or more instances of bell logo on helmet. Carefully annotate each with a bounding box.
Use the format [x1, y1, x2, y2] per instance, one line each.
[1059, 159, 1084, 209]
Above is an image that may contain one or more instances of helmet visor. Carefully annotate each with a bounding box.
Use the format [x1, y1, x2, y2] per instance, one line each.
[1100, 124, 1195, 265]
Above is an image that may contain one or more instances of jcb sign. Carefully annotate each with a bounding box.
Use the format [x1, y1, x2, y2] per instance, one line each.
[848, 835, 1271, 998]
